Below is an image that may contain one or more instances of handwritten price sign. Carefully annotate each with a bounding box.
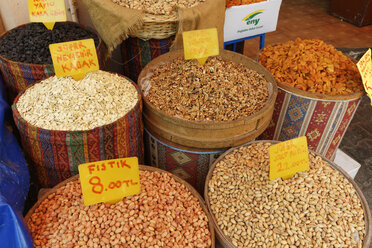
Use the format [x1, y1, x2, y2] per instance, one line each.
[269, 136, 309, 180]
[49, 39, 99, 81]
[183, 28, 219, 65]
[28, 0, 66, 30]
[78, 157, 141, 206]
[357, 48, 372, 105]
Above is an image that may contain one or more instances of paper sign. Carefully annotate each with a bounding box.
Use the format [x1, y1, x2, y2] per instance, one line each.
[183, 28, 219, 65]
[49, 39, 99, 81]
[357, 49, 372, 105]
[78, 157, 141, 206]
[28, 0, 67, 30]
[269, 136, 309, 180]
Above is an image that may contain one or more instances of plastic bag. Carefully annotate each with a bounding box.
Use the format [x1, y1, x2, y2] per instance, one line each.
[0, 77, 32, 247]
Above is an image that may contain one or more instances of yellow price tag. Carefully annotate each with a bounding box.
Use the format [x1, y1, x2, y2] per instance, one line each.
[78, 157, 141, 206]
[357, 48, 372, 105]
[269, 136, 309, 180]
[49, 39, 99, 81]
[183, 28, 219, 65]
[28, 0, 67, 30]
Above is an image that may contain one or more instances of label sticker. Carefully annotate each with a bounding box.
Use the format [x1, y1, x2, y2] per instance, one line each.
[183, 28, 219, 65]
[357, 48, 372, 105]
[28, 0, 67, 30]
[49, 39, 99, 81]
[78, 157, 141, 206]
[269, 136, 309, 180]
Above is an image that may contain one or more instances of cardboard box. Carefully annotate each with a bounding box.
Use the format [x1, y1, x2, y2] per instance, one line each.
[224, 0, 282, 42]
[334, 149, 361, 180]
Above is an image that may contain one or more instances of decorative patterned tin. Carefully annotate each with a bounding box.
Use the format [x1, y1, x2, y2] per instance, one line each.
[144, 128, 225, 193]
[259, 87, 362, 160]
[121, 36, 174, 82]
[12, 76, 143, 188]
[0, 22, 105, 102]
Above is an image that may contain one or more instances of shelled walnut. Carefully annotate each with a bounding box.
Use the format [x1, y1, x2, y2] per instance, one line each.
[145, 56, 269, 122]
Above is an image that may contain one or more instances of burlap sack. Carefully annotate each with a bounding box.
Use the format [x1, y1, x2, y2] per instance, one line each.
[81, 0, 225, 54]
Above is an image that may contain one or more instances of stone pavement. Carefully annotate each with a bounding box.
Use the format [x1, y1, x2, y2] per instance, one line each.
[339, 94, 372, 212]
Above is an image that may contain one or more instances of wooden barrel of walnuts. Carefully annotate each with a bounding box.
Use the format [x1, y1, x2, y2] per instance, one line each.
[12, 71, 143, 188]
[25, 165, 215, 248]
[138, 49, 278, 149]
[138, 49, 277, 192]
[204, 140, 372, 248]
[258, 38, 365, 160]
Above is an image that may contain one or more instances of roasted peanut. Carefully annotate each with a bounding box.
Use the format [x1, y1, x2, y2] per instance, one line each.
[28, 171, 212, 247]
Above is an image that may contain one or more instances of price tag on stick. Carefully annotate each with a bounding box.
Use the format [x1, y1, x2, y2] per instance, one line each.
[49, 39, 99, 81]
[357, 48, 372, 105]
[269, 136, 310, 180]
[78, 157, 141, 206]
[183, 28, 219, 65]
[28, 0, 67, 30]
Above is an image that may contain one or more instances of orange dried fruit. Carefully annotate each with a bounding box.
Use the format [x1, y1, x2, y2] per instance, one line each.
[259, 38, 363, 95]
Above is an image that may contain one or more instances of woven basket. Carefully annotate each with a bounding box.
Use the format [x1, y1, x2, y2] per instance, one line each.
[25, 165, 216, 247]
[204, 140, 372, 248]
[130, 13, 178, 39]
[138, 49, 278, 149]
[0, 22, 105, 102]
[12, 74, 144, 188]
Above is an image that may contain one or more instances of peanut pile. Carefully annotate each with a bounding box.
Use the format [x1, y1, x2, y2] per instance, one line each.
[144, 56, 269, 121]
[208, 142, 366, 248]
[111, 0, 205, 15]
[259, 38, 363, 95]
[16, 70, 138, 131]
[28, 170, 212, 248]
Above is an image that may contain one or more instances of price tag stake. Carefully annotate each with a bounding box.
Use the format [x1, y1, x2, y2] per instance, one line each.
[269, 136, 309, 180]
[28, 0, 67, 30]
[357, 48, 372, 105]
[49, 39, 99, 80]
[78, 157, 141, 206]
[183, 28, 219, 65]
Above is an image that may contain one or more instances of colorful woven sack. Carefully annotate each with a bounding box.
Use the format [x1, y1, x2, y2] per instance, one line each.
[121, 36, 174, 82]
[12, 76, 143, 188]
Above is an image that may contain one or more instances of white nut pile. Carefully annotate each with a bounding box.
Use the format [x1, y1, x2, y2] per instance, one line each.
[111, 0, 205, 15]
[28, 171, 212, 247]
[16, 70, 138, 131]
[208, 142, 366, 248]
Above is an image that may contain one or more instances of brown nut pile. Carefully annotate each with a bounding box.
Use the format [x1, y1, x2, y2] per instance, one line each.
[28, 170, 212, 248]
[16, 70, 138, 131]
[226, 0, 265, 8]
[112, 0, 205, 15]
[259, 38, 363, 95]
[208, 142, 366, 248]
[145, 56, 269, 121]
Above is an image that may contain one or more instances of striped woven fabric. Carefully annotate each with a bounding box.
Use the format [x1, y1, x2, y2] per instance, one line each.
[121, 36, 174, 82]
[12, 80, 143, 188]
[259, 87, 362, 160]
[0, 22, 105, 103]
[144, 129, 225, 194]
